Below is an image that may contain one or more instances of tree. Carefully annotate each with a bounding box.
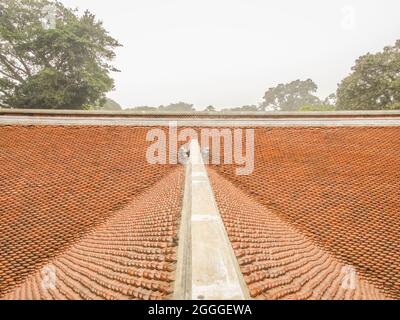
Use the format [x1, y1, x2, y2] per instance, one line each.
[336, 40, 400, 110]
[299, 104, 336, 112]
[298, 93, 337, 112]
[261, 79, 321, 111]
[224, 105, 259, 112]
[204, 105, 216, 112]
[92, 98, 121, 111]
[159, 102, 195, 112]
[126, 106, 158, 112]
[0, 0, 121, 109]
[323, 93, 337, 107]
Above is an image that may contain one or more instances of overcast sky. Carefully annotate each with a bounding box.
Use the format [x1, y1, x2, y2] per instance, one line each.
[60, 0, 400, 110]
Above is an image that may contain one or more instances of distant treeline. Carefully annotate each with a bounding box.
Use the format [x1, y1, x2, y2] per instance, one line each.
[100, 37, 400, 113]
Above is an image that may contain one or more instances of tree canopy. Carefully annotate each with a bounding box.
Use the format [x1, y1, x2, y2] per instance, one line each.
[204, 105, 216, 112]
[0, 0, 121, 109]
[222, 105, 259, 112]
[261, 79, 321, 111]
[92, 98, 121, 111]
[336, 40, 400, 110]
[299, 104, 336, 112]
[126, 106, 158, 112]
[126, 103, 195, 112]
[158, 102, 195, 112]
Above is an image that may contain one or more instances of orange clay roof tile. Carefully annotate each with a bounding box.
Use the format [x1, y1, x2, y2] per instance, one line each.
[2, 167, 183, 300]
[209, 126, 400, 299]
[208, 168, 389, 300]
[1, 125, 399, 300]
[0, 125, 183, 299]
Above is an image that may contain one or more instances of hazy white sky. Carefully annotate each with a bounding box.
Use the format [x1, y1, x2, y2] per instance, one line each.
[60, 0, 400, 110]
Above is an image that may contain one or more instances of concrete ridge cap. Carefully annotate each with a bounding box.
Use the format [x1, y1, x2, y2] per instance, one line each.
[173, 139, 250, 300]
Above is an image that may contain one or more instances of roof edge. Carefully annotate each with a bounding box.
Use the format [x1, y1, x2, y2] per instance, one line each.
[1, 108, 400, 119]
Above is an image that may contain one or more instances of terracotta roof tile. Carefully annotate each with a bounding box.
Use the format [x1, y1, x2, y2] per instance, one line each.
[209, 168, 388, 300]
[210, 127, 400, 299]
[1, 124, 398, 300]
[0, 125, 181, 299]
[2, 166, 183, 300]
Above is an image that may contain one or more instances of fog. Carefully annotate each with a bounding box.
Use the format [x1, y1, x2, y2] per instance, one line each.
[60, 0, 400, 110]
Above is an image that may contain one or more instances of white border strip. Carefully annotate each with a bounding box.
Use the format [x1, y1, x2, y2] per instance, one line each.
[189, 140, 250, 300]
[1, 116, 400, 127]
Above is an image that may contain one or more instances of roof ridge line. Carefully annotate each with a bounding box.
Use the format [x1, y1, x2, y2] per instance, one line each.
[173, 140, 250, 300]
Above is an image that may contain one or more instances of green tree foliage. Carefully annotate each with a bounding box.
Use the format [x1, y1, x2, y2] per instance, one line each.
[299, 104, 336, 112]
[126, 104, 195, 112]
[387, 102, 400, 110]
[336, 40, 400, 110]
[158, 102, 195, 112]
[299, 93, 336, 112]
[204, 105, 216, 112]
[261, 79, 321, 111]
[0, 0, 121, 109]
[222, 105, 259, 112]
[92, 98, 121, 111]
[128, 106, 158, 112]
[102, 98, 122, 111]
[323, 93, 337, 106]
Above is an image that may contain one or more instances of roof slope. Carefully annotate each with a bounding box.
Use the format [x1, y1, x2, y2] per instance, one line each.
[209, 168, 388, 300]
[210, 127, 400, 299]
[1, 123, 399, 300]
[0, 126, 178, 297]
[2, 167, 184, 300]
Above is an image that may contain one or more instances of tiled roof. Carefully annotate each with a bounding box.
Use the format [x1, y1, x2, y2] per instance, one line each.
[1, 123, 399, 300]
[0, 126, 180, 298]
[2, 168, 183, 300]
[209, 169, 387, 299]
[211, 127, 400, 299]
